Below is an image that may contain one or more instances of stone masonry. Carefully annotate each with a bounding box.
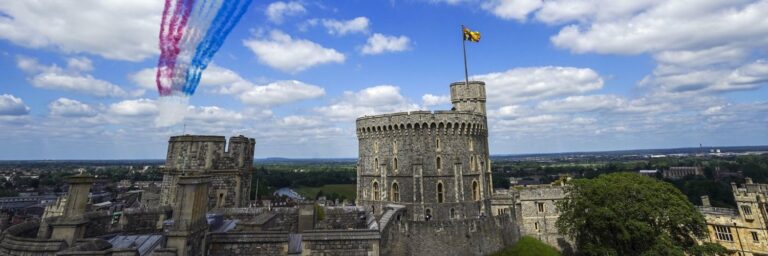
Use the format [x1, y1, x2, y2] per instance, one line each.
[160, 135, 255, 210]
[356, 81, 494, 221]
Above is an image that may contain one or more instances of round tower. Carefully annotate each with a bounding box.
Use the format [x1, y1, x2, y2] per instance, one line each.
[355, 81, 493, 221]
[450, 81, 486, 115]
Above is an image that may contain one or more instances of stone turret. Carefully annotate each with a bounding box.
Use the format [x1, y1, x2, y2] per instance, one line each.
[164, 175, 211, 256]
[450, 81, 486, 115]
[49, 174, 95, 246]
[160, 135, 255, 210]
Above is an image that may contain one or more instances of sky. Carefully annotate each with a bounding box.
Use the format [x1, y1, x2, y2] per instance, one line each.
[0, 0, 767, 160]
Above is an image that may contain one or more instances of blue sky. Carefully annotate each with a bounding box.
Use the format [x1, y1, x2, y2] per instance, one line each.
[0, 0, 767, 159]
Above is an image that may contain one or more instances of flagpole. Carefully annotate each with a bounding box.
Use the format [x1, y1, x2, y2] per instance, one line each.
[462, 25, 470, 86]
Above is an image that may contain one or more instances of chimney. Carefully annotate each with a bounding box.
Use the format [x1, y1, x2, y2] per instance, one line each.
[49, 173, 95, 246]
[701, 196, 711, 207]
[746, 177, 754, 184]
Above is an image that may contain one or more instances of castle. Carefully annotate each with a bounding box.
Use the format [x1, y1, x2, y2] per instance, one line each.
[0, 81, 523, 256]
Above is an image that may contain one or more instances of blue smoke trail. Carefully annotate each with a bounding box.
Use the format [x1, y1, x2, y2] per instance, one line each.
[182, 0, 252, 95]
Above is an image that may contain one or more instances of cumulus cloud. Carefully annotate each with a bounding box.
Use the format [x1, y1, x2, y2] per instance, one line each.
[316, 17, 370, 35]
[0, 94, 30, 116]
[243, 30, 345, 73]
[49, 98, 97, 117]
[131, 64, 326, 106]
[481, 0, 543, 21]
[266, 1, 307, 24]
[18, 56, 141, 98]
[536, 94, 624, 113]
[473, 66, 604, 106]
[361, 33, 411, 55]
[239, 80, 326, 106]
[315, 85, 420, 120]
[422, 94, 451, 107]
[0, 1, 161, 61]
[109, 98, 158, 117]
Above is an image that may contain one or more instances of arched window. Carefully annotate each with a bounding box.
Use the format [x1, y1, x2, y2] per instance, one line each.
[469, 139, 474, 151]
[372, 181, 380, 200]
[450, 208, 456, 219]
[437, 182, 444, 203]
[472, 180, 480, 201]
[425, 208, 432, 221]
[374, 140, 379, 153]
[374, 158, 379, 173]
[391, 182, 400, 202]
[393, 157, 398, 172]
[393, 141, 397, 153]
[470, 156, 476, 171]
[436, 156, 442, 171]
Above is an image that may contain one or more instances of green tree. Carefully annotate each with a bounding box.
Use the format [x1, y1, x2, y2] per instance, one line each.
[556, 172, 727, 256]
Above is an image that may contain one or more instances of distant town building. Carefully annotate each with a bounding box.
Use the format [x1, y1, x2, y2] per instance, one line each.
[638, 169, 659, 177]
[699, 178, 768, 255]
[662, 166, 704, 179]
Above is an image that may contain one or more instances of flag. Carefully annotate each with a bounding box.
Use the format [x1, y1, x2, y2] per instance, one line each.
[463, 26, 480, 42]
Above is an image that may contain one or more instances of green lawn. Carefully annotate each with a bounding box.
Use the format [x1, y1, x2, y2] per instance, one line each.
[294, 184, 357, 201]
[490, 236, 561, 256]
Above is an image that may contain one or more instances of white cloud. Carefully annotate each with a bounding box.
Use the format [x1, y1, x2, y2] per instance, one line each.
[265, 1, 307, 24]
[0, 1, 161, 61]
[19, 56, 140, 98]
[361, 33, 411, 55]
[108, 98, 158, 117]
[537, 94, 624, 113]
[318, 17, 370, 35]
[422, 94, 451, 107]
[49, 98, 97, 117]
[239, 80, 325, 106]
[0, 94, 30, 116]
[315, 85, 420, 120]
[473, 66, 604, 106]
[482, 0, 543, 21]
[243, 30, 345, 73]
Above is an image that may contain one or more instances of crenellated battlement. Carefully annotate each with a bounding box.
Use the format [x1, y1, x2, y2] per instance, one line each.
[356, 110, 487, 138]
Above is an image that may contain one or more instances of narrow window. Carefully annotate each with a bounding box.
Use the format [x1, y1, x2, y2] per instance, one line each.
[393, 158, 398, 172]
[472, 181, 480, 201]
[391, 182, 400, 202]
[534, 222, 539, 231]
[538, 202, 545, 213]
[470, 156, 476, 171]
[714, 225, 734, 241]
[425, 208, 432, 221]
[437, 182, 444, 203]
[450, 208, 456, 219]
[436, 138, 441, 151]
[436, 156, 442, 171]
[469, 140, 473, 151]
[372, 181, 380, 200]
[742, 205, 753, 215]
[374, 158, 379, 173]
[752, 231, 759, 242]
[393, 141, 397, 153]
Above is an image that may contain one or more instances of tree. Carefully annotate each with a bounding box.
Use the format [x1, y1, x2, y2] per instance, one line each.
[556, 172, 727, 256]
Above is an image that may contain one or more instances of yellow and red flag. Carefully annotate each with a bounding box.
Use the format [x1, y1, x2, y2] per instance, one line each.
[463, 26, 480, 42]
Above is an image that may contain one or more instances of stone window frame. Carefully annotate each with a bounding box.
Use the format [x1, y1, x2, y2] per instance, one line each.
[391, 181, 400, 202]
[425, 208, 433, 221]
[374, 158, 380, 174]
[393, 157, 398, 173]
[470, 156, 476, 172]
[450, 208, 456, 219]
[537, 202, 545, 213]
[436, 156, 442, 172]
[372, 181, 380, 201]
[713, 225, 734, 242]
[393, 141, 397, 153]
[469, 139, 474, 152]
[436, 138, 441, 152]
[437, 181, 444, 203]
[472, 180, 480, 201]
[742, 205, 753, 215]
[534, 221, 540, 232]
[752, 231, 760, 242]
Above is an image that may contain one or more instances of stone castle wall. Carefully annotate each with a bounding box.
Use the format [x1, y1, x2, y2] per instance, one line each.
[381, 213, 518, 256]
[160, 135, 255, 210]
[356, 81, 494, 221]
